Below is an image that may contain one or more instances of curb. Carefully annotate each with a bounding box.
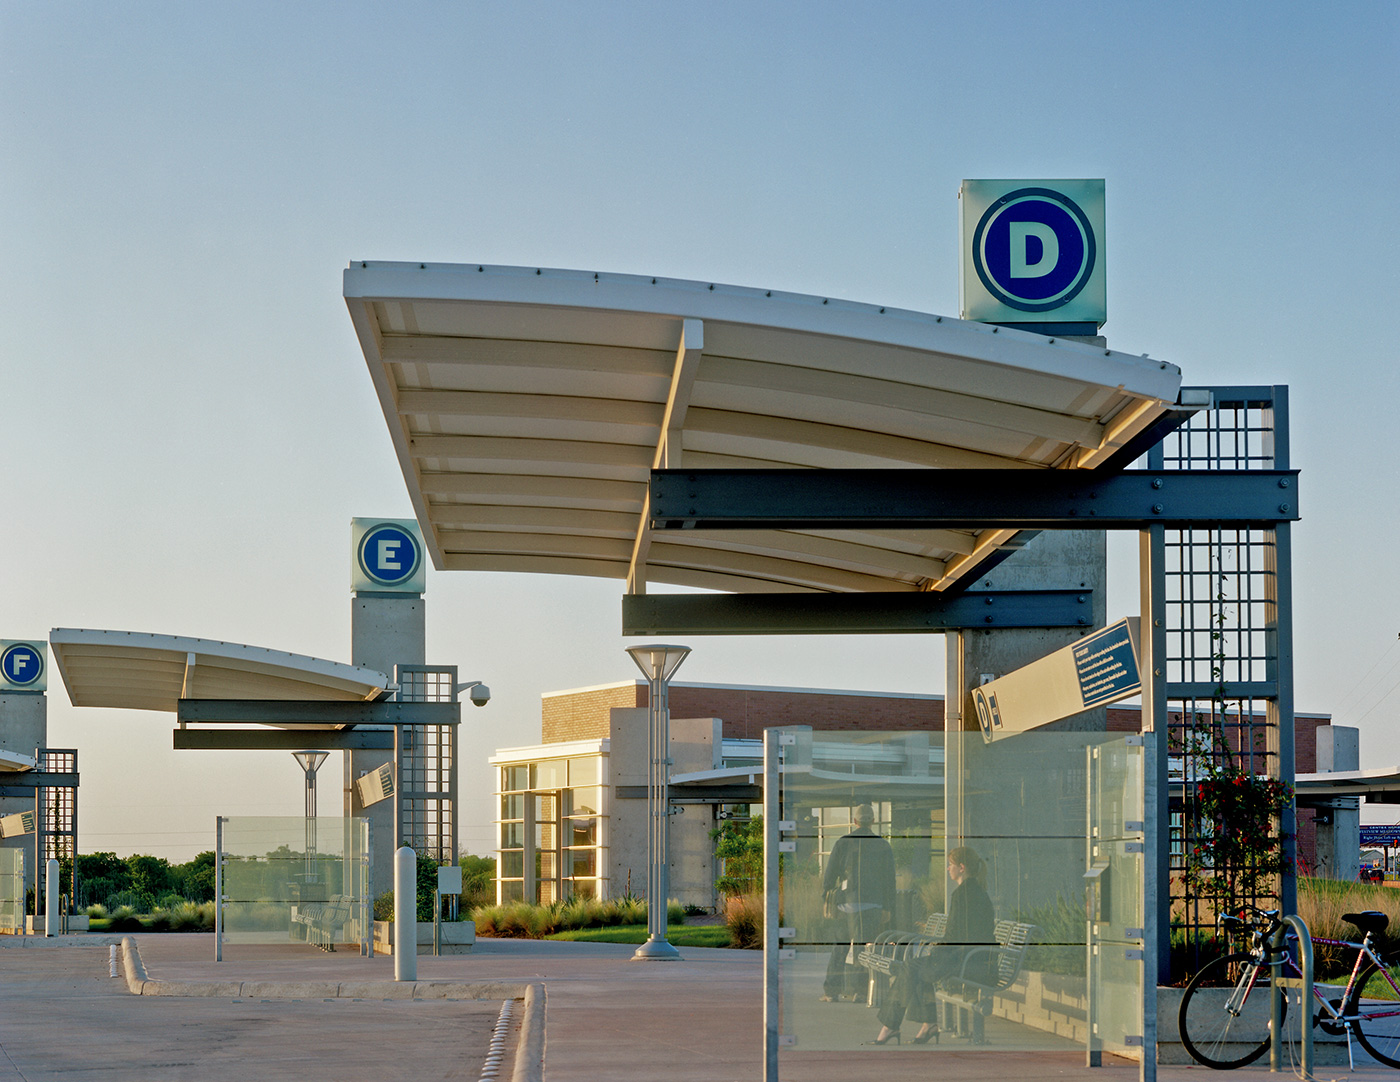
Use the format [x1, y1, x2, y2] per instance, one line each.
[119, 937, 545, 1082]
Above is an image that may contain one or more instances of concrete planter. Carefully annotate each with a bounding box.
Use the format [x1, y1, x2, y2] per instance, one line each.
[24, 915, 90, 934]
[372, 920, 475, 956]
[1158, 984, 1350, 1065]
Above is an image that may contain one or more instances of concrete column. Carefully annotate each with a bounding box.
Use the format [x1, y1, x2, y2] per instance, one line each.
[0, 691, 46, 902]
[1314, 726, 1360, 882]
[348, 593, 425, 898]
[945, 531, 1108, 844]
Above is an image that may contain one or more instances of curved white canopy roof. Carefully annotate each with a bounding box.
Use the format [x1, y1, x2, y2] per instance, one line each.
[346, 262, 1183, 594]
[49, 629, 390, 713]
[0, 749, 37, 773]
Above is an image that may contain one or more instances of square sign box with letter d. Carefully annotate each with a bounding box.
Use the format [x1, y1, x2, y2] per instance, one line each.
[960, 179, 1106, 327]
[352, 517, 428, 594]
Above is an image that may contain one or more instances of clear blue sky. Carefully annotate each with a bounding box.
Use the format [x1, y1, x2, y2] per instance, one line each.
[3, 2, 1397, 859]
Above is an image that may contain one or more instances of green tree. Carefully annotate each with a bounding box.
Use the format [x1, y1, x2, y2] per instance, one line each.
[711, 816, 763, 898]
[125, 854, 173, 901]
[459, 853, 496, 910]
[171, 851, 216, 902]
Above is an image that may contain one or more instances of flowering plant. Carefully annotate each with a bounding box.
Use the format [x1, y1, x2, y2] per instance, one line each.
[1183, 754, 1293, 912]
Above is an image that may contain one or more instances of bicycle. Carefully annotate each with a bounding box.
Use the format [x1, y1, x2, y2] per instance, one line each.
[1178, 905, 1400, 1069]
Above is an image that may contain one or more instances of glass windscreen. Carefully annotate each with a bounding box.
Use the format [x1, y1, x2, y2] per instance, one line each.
[779, 729, 1144, 1061]
[0, 847, 22, 933]
[219, 817, 370, 949]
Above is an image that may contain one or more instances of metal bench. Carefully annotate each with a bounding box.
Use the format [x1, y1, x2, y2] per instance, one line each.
[933, 919, 1036, 1043]
[855, 912, 947, 1005]
[291, 893, 353, 951]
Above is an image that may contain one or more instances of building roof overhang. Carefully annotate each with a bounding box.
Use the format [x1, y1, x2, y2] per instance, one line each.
[345, 262, 1185, 595]
[48, 628, 391, 716]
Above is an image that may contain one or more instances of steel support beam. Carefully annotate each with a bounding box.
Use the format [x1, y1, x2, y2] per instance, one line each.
[0, 772, 79, 790]
[176, 699, 460, 727]
[650, 468, 1300, 530]
[622, 589, 1093, 635]
[616, 784, 764, 802]
[173, 728, 395, 751]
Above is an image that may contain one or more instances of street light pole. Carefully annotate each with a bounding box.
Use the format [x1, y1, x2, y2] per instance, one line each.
[292, 751, 328, 883]
[626, 643, 690, 961]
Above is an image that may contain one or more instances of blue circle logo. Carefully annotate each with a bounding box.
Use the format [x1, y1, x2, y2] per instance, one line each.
[358, 524, 422, 586]
[973, 187, 1097, 312]
[1, 644, 43, 686]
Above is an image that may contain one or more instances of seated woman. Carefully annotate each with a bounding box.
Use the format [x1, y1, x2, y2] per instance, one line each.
[868, 845, 995, 1045]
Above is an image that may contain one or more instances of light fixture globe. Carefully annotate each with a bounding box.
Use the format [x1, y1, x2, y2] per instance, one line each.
[625, 643, 690, 684]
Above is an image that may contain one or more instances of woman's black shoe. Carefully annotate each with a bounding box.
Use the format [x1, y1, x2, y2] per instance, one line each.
[864, 1031, 900, 1045]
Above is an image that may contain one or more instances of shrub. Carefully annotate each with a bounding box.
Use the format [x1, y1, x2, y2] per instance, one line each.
[724, 893, 763, 950]
[1298, 877, 1400, 980]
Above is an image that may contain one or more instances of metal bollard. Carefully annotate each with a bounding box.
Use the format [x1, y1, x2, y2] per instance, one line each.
[393, 846, 416, 982]
[44, 859, 58, 937]
[110, 944, 119, 977]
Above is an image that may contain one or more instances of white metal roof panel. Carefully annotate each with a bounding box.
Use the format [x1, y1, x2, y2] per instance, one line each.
[49, 629, 390, 714]
[346, 262, 1184, 594]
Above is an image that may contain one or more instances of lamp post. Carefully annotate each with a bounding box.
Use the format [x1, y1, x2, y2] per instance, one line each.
[292, 751, 328, 883]
[626, 643, 690, 961]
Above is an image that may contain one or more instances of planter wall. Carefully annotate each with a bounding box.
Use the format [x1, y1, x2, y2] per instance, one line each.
[372, 920, 475, 956]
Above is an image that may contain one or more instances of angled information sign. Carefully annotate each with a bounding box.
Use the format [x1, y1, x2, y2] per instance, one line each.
[356, 763, 395, 807]
[972, 618, 1141, 743]
[0, 810, 35, 838]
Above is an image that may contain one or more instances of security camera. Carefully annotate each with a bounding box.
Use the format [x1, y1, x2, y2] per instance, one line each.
[468, 683, 491, 707]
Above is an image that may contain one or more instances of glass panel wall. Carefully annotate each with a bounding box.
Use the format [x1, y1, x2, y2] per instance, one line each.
[218, 817, 370, 950]
[0, 848, 22, 933]
[779, 730, 1144, 1059]
[496, 754, 608, 903]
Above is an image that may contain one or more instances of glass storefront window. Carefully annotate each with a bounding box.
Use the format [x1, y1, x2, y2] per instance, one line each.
[564, 787, 604, 816]
[568, 756, 600, 785]
[501, 793, 525, 821]
[568, 849, 596, 877]
[536, 759, 566, 788]
[500, 821, 525, 849]
[568, 817, 597, 847]
[502, 765, 531, 792]
[500, 880, 524, 903]
[500, 850, 524, 878]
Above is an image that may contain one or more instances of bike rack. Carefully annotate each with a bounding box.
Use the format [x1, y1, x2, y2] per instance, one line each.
[1270, 914, 1315, 1078]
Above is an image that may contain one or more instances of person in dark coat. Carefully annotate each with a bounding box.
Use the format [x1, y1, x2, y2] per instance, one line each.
[869, 845, 995, 1045]
[821, 804, 896, 1001]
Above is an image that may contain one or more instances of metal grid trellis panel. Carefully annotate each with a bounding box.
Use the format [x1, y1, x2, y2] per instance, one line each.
[1157, 389, 1291, 967]
[396, 666, 458, 865]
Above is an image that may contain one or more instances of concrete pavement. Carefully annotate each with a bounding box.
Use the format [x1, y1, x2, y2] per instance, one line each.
[1, 932, 1396, 1082]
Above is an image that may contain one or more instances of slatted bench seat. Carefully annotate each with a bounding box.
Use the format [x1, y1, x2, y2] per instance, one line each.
[933, 919, 1036, 1043]
[290, 894, 353, 951]
[855, 912, 947, 1005]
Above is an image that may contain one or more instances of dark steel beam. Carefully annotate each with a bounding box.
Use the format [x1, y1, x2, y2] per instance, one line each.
[616, 784, 764, 803]
[173, 728, 395, 751]
[650, 468, 1299, 530]
[0, 772, 79, 790]
[176, 699, 460, 726]
[622, 589, 1092, 635]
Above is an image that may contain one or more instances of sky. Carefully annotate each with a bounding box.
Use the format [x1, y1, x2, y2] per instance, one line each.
[2, 2, 1398, 861]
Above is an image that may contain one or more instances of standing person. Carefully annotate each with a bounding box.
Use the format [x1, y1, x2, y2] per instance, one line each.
[821, 804, 896, 1002]
[868, 844, 995, 1044]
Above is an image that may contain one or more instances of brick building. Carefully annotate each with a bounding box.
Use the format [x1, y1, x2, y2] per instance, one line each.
[493, 680, 1334, 907]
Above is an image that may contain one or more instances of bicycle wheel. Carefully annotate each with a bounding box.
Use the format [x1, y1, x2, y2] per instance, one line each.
[1348, 962, 1400, 1068]
[1179, 953, 1284, 1069]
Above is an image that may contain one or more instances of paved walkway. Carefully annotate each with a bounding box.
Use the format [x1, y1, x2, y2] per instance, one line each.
[1, 933, 1395, 1082]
